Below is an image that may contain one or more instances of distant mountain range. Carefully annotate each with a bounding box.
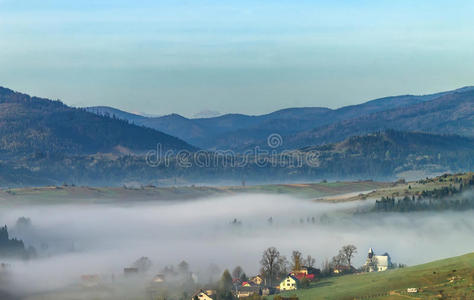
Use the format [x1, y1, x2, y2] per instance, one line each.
[0, 87, 195, 157]
[86, 86, 474, 151]
[1, 85, 473, 186]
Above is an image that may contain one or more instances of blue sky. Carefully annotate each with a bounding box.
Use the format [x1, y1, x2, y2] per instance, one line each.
[1, 0, 473, 116]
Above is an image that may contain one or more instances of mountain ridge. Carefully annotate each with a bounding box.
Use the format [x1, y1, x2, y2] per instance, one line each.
[0, 86, 196, 156]
[85, 86, 474, 150]
[281, 89, 474, 150]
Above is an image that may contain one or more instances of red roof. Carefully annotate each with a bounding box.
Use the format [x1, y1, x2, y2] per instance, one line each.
[294, 273, 315, 280]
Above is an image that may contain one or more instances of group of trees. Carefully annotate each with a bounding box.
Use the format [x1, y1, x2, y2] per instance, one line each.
[330, 245, 357, 273]
[0, 225, 36, 259]
[132, 256, 153, 273]
[159, 260, 194, 283]
[149, 243, 361, 300]
[290, 251, 316, 271]
[375, 178, 474, 212]
[260, 247, 290, 286]
[217, 270, 234, 300]
[148, 260, 200, 300]
[231, 266, 248, 282]
[192, 244, 360, 300]
[259, 246, 347, 287]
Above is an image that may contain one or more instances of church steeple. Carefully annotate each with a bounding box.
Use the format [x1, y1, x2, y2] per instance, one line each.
[368, 248, 374, 259]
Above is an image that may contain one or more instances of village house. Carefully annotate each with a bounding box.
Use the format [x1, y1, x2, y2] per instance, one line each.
[333, 265, 357, 275]
[279, 275, 298, 291]
[204, 289, 216, 296]
[290, 266, 320, 281]
[151, 274, 165, 284]
[364, 248, 392, 272]
[235, 286, 261, 298]
[250, 275, 264, 285]
[191, 289, 215, 300]
[241, 281, 252, 287]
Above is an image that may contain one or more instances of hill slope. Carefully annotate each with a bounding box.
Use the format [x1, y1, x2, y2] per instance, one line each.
[281, 89, 474, 149]
[296, 130, 474, 179]
[84, 106, 148, 124]
[0, 87, 196, 155]
[279, 252, 474, 300]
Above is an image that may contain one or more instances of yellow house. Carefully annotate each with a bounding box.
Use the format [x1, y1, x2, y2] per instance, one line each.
[191, 289, 213, 300]
[279, 275, 298, 291]
[250, 275, 264, 285]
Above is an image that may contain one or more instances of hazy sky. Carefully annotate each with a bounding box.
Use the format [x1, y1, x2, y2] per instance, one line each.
[1, 0, 473, 117]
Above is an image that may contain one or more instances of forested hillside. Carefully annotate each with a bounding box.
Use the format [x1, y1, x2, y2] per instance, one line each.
[280, 90, 474, 150]
[0, 87, 195, 156]
[1, 130, 472, 187]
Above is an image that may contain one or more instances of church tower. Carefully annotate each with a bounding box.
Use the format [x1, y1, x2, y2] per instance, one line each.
[368, 248, 374, 259]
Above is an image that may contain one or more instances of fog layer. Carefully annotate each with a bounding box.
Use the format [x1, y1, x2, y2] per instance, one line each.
[1, 194, 473, 296]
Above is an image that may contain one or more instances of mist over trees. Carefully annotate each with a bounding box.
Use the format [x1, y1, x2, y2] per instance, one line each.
[132, 257, 153, 273]
[0, 225, 35, 259]
[0, 189, 472, 299]
[217, 269, 233, 300]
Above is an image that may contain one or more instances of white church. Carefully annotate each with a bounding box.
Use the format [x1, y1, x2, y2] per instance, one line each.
[364, 248, 392, 272]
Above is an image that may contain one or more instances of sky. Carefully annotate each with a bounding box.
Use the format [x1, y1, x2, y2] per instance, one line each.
[0, 0, 473, 117]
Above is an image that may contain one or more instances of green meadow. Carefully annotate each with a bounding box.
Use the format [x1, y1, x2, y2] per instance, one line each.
[278, 252, 474, 300]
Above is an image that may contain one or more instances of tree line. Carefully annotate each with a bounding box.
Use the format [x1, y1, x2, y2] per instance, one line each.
[374, 175, 474, 212]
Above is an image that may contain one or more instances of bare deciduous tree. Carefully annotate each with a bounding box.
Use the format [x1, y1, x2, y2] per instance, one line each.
[321, 258, 331, 276]
[178, 260, 190, 275]
[291, 250, 303, 271]
[304, 255, 316, 268]
[331, 253, 346, 269]
[341, 245, 357, 267]
[260, 247, 287, 286]
[232, 266, 244, 279]
[132, 256, 152, 272]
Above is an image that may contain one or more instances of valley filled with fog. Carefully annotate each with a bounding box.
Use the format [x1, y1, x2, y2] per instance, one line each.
[1, 194, 473, 298]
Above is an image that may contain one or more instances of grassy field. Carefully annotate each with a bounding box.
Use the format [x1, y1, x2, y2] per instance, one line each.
[0, 172, 471, 206]
[278, 252, 474, 300]
[320, 172, 474, 203]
